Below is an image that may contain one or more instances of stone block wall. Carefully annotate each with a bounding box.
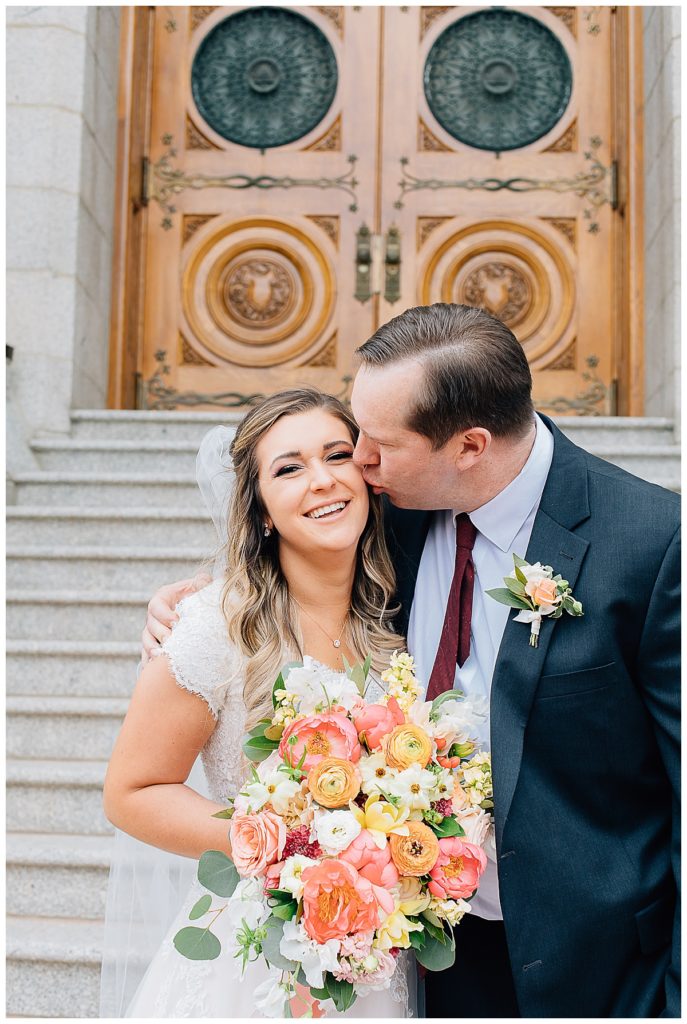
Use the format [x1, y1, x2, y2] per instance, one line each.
[643, 6, 681, 430]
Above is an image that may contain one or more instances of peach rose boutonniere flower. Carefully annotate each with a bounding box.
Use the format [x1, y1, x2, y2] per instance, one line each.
[487, 553, 583, 648]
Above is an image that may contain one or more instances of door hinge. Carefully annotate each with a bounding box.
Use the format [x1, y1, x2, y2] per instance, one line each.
[140, 156, 151, 209]
[610, 159, 619, 211]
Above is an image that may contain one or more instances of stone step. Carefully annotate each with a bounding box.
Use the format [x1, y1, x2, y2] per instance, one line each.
[7, 914, 104, 1017]
[7, 759, 111, 834]
[7, 545, 210, 590]
[7, 506, 216, 547]
[7, 833, 113, 920]
[7, 696, 128, 760]
[7, 590, 148, 642]
[31, 438, 206, 473]
[12, 471, 204, 508]
[555, 416, 676, 446]
[587, 445, 681, 483]
[6, 640, 139, 697]
[69, 408, 243, 441]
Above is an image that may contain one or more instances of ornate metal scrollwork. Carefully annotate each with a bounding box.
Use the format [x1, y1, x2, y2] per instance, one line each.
[423, 10, 573, 154]
[146, 141, 359, 229]
[537, 356, 611, 416]
[191, 7, 338, 150]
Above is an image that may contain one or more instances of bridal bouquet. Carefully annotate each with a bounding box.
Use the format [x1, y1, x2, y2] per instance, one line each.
[174, 653, 493, 1016]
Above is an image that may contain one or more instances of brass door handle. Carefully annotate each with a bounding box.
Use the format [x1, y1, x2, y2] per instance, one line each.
[384, 225, 401, 304]
[354, 224, 373, 303]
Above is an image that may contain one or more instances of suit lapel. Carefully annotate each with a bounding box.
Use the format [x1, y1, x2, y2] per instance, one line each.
[490, 419, 591, 847]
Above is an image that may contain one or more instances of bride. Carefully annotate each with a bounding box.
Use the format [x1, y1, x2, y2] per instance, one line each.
[102, 387, 416, 1018]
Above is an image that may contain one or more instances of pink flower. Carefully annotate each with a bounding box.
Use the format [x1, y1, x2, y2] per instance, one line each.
[300, 859, 386, 942]
[339, 930, 375, 960]
[263, 859, 284, 896]
[428, 837, 487, 900]
[340, 829, 400, 888]
[279, 713, 362, 772]
[352, 697, 404, 750]
[229, 809, 286, 878]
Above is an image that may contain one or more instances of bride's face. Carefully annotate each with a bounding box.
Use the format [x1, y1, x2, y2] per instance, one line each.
[255, 408, 370, 558]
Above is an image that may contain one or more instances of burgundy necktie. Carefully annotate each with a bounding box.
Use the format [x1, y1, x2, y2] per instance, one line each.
[426, 513, 477, 701]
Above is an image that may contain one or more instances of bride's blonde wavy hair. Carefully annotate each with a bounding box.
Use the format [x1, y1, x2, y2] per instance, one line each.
[220, 387, 404, 729]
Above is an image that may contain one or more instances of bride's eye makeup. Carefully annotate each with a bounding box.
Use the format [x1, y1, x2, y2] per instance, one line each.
[273, 444, 354, 477]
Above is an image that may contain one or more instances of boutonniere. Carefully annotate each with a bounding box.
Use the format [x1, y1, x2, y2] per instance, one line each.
[487, 555, 583, 648]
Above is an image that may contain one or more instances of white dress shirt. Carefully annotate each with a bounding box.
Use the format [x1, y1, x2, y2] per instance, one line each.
[407, 415, 554, 919]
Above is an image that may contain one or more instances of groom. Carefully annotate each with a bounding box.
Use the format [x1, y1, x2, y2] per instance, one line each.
[143, 303, 680, 1017]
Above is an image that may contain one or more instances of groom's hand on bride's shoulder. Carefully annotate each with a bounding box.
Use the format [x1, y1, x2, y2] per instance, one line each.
[141, 574, 213, 664]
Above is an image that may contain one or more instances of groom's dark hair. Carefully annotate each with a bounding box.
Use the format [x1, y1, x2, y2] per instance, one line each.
[356, 303, 534, 449]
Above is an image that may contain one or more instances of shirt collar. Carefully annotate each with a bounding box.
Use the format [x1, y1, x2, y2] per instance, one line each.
[456, 414, 554, 553]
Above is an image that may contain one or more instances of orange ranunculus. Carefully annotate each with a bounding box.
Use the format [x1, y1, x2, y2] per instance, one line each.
[389, 821, 440, 876]
[383, 723, 433, 769]
[308, 757, 361, 808]
[428, 836, 487, 900]
[352, 696, 404, 750]
[300, 859, 389, 942]
[278, 713, 362, 772]
[229, 809, 286, 877]
[529, 577, 560, 608]
[340, 828, 400, 888]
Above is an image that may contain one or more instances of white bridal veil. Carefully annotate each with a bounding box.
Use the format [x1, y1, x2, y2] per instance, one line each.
[99, 425, 237, 1017]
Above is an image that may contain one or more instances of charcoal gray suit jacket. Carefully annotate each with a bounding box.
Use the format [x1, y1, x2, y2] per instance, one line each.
[384, 415, 680, 1017]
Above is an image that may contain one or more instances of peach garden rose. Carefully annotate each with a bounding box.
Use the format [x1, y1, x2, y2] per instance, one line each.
[229, 809, 286, 877]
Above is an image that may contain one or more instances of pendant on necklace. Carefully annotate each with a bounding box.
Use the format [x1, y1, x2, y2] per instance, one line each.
[333, 640, 341, 648]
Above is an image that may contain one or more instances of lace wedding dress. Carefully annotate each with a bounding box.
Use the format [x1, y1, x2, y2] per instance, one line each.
[120, 579, 415, 1018]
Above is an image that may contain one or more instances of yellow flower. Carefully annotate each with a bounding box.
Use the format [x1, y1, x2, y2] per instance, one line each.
[374, 908, 424, 950]
[350, 794, 410, 848]
[383, 724, 433, 769]
[308, 757, 360, 808]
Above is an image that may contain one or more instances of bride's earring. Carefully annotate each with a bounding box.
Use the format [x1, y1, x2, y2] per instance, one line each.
[263, 524, 271, 537]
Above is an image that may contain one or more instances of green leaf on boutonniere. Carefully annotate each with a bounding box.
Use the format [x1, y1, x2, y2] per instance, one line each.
[514, 565, 528, 587]
[197, 850, 239, 897]
[513, 554, 528, 568]
[504, 575, 527, 597]
[485, 587, 531, 610]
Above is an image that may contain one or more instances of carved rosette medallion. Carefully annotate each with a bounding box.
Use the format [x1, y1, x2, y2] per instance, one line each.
[421, 220, 576, 371]
[461, 262, 533, 330]
[423, 10, 573, 152]
[181, 217, 335, 368]
[191, 8, 338, 149]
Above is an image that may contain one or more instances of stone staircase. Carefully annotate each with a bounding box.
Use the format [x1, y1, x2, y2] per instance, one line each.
[5, 410, 680, 1017]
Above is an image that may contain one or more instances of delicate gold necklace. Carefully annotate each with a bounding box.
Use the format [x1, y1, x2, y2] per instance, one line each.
[292, 598, 348, 649]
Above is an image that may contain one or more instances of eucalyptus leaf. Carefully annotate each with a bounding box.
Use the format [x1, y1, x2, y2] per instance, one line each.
[485, 587, 531, 610]
[173, 926, 221, 961]
[189, 894, 212, 920]
[197, 850, 239, 897]
[414, 930, 456, 971]
[261, 918, 298, 972]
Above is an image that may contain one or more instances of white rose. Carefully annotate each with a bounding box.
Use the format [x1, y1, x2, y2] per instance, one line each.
[455, 806, 491, 848]
[313, 808, 362, 854]
[286, 657, 361, 714]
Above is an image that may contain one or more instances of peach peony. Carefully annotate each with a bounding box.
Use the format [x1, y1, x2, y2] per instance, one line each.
[389, 821, 440, 876]
[229, 809, 286, 877]
[428, 836, 487, 900]
[383, 723, 433, 770]
[279, 713, 362, 772]
[308, 757, 360, 808]
[300, 859, 388, 942]
[340, 828, 400, 888]
[352, 696, 404, 750]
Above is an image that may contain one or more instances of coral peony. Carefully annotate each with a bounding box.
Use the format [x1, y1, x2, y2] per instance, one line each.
[383, 724, 433, 770]
[308, 757, 361, 808]
[353, 696, 404, 750]
[389, 820, 440, 876]
[428, 836, 487, 900]
[340, 828, 400, 888]
[300, 859, 386, 942]
[279, 713, 361, 772]
[229, 809, 286, 877]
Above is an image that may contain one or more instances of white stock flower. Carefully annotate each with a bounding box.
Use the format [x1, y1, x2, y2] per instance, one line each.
[360, 752, 399, 796]
[433, 695, 488, 748]
[280, 919, 341, 989]
[314, 808, 362, 854]
[286, 657, 361, 714]
[279, 854, 313, 900]
[429, 896, 471, 926]
[253, 970, 290, 1017]
[388, 763, 436, 811]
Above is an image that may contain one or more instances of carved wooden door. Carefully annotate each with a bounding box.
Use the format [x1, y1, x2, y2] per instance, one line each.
[378, 5, 642, 416]
[133, 5, 379, 410]
[114, 5, 641, 414]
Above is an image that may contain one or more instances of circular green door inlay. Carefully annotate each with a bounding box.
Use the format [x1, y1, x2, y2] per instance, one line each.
[423, 10, 573, 152]
[192, 7, 338, 149]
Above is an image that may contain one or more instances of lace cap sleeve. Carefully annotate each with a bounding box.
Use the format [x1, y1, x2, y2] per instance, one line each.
[154, 579, 239, 718]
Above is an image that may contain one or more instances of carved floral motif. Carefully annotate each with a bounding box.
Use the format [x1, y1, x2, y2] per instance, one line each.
[544, 118, 577, 153]
[418, 117, 453, 153]
[224, 258, 295, 327]
[307, 332, 338, 367]
[307, 215, 340, 248]
[461, 262, 532, 328]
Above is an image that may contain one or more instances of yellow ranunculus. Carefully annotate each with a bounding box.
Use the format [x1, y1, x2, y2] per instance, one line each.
[307, 757, 360, 808]
[383, 724, 433, 769]
[350, 794, 410, 848]
[374, 908, 424, 951]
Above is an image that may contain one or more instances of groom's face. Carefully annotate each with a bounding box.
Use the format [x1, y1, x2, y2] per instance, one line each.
[351, 361, 461, 509]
